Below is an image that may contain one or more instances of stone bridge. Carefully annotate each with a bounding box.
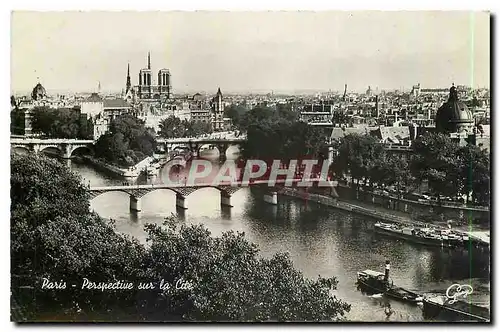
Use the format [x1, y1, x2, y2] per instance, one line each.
[10, 138, 95, 159]
[156, 136, 246, 158]
[88, 178, 336, 212]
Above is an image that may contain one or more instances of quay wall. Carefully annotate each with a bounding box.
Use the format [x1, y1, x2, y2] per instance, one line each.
[82, 156, 152, 178]
[277, 187, 413, 225]
[334, 185, 490, 224]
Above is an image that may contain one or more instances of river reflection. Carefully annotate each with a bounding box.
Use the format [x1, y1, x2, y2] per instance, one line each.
[67, 151, 490, 322]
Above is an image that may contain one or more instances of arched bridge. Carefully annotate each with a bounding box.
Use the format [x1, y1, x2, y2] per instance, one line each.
[156, 136, 246, 157]
[10, 138, 95, 159]
[88, 178, 337, 211]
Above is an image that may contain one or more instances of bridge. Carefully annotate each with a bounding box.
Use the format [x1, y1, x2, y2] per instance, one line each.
[10, 138, 95, 159]
[10, 135, 247, 159]
[156, 136, 246, 157]
[88, 178, 337, 212]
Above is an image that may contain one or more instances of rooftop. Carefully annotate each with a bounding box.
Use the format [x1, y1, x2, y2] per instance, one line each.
[103, 99, 131, 109]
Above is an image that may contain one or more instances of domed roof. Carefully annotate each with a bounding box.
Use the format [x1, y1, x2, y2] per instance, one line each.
[31, 83, 47, 101]
[435, 85, 473, 132]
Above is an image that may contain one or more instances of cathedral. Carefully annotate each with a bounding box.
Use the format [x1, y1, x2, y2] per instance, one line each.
[124, 52, 172, 102]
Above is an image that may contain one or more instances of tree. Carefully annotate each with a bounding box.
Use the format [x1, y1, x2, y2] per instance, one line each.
[11, 153, 350, 321]
[10, 109, 25, 135]
[11, 95, 18, 108]
[141, 219, 351, 321]
[94, 114, 156, 167]
[158, 116, 184, 138]
[158, 116, 212, 139]
[411, 132, 462, 201]
[184, 119, 212, 137]
[224, 104, 248, 128]
[457, 144, 490, 206]
[30, 107, 91, 139]
[11, 153, 145, 320]
[333, 134, 384, 193]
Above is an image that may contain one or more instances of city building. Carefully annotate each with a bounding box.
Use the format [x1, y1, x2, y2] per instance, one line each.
[435, 85, 474, 134]
[80, 92, 134, 139]
[211, 88, 225, 130]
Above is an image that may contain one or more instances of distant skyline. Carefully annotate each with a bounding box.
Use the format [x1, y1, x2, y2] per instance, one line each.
[11, 11, 490, 95]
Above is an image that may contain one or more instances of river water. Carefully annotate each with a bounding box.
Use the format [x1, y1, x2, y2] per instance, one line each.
[67, 149, 490, 322]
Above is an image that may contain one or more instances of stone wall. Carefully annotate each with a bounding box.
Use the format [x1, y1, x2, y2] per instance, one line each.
[335, 185, 489, 224]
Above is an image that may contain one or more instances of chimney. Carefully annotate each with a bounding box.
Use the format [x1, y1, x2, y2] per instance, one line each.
[384, 260, 390, 283]
[375, 95, 379, 118]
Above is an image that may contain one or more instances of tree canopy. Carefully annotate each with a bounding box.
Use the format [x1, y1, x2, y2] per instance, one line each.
[11, 153, 350, 321]
[94, 114, 156, 167]
[239, 106, 326, 161]
[331, 131, 490, 206]
[224, 104, 248, 129]
[30, 106, 94, 139]
[158, 116, 212, 138]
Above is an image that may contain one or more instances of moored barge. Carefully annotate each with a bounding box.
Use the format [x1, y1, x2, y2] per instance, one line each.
[356, 260, 423, 304]
[374, 222, 471, 249]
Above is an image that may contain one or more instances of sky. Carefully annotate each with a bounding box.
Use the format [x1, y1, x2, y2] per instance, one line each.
[11, 11, 490, 94]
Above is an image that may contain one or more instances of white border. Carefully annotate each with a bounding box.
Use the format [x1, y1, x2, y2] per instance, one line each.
[2, 1, 498, 332]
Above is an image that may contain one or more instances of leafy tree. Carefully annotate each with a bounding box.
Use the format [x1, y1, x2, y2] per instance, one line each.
[457, 144, 490, 206]
[11, 95, 18, 108]
[94, 114, 156, 167]
[183, 119, 212, 137]
[411, 132, 462, 202]
[11, 153, 350, 321]
[241, 114, 326, 162]
[239, 106, 276, 132]
[381, 154, 415, 198]
[143, 220, 351, 321]
[11, 153, 145, 320]
[333, 134, 384, 193]
[224, 104, 248, 128]
[158, 116, 184, 138]
[10, 109, 25, 135]
[30, 106, 92, 139]
[332, 111, 349, 126]
[158, 116, 212, 138]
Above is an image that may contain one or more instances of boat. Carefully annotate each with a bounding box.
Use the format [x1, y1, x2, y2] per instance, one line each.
[374, 222, 468, 249]
[422, 294, 490, 322]
[356, 262, 423, 304]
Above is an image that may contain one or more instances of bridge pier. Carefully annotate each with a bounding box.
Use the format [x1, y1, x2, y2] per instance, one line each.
[176, 194, 188, 209]
[263, 191, 278, 205]
[61, 144, 72, 159]
[220, 192, 232, 207]
[130, 196, 142, 212]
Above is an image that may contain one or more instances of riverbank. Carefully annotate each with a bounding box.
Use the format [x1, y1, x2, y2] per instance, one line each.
[82, 156, 154, 178]
[278, 187, 490, 246]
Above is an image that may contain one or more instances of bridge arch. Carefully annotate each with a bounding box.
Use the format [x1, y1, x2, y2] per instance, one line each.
[11, 146, 31, 155]
[197, 143, 241, 158]
[70, 145, 94, 157]
[89, 189, 135, 200]
[40, 145, 63, 157]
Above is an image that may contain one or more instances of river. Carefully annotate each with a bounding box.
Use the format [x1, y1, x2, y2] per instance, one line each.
[68, 149, 490, 322]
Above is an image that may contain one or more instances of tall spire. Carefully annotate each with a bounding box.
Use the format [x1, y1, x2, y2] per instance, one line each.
[126, 63, 131, 93]
[148, 52, 151, 70]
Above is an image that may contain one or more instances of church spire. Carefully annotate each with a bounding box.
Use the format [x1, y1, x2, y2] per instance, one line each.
[126, 63, 131, 93]
[148, 52, 151, 70]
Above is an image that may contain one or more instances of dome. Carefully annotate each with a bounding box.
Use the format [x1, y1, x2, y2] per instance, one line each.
[435, 85, 473, 133]
[31, 83, 47, 101]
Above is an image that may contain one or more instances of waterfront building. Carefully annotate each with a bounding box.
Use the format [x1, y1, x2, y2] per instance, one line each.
[80, 92, 134, 139]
